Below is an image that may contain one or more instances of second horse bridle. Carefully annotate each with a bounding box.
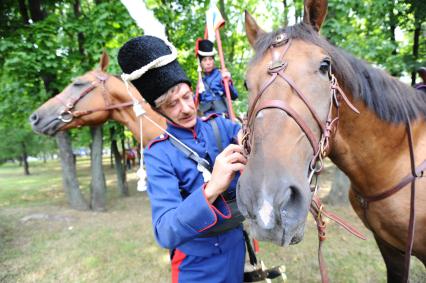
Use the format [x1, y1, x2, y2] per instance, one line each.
[55, 71, 134, 124]
[242, 33, 359, 189]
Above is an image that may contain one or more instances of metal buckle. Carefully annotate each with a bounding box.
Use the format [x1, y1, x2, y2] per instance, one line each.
[271, 33, 288, 47]
[58, 110, 74, 123]
[268, 61, 287, 74]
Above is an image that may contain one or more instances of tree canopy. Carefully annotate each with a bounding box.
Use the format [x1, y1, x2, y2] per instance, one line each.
[0, 0, 424, 162]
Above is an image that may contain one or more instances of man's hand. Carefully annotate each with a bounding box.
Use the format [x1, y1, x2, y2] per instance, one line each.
[204, 144, 247, 203]
[221, 70, 231, 80]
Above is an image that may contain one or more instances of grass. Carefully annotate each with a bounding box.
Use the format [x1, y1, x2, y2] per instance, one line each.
[0, 159, 425, 282]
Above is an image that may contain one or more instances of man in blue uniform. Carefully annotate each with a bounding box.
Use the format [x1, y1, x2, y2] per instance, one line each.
[118, 36, 246, 283]
[196, 39, 238, 117]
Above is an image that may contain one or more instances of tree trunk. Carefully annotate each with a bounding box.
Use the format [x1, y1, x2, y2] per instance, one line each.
[282, 0, 288, 26]
[388, 1, 398, 76]
[73, 0, 86, 57]
[113, 139, 129, 197]
[323, 168, 350, 205]
[90, 125, 107, 211]
[56, 131, 89, 210]
[110, 127, 129, 196]
[21, 142, 30, 175]
[28, 0, 45, 21]
[121, 137, 128, 178]
[411, 23, 420, 85]
[18, 0, 30, 24]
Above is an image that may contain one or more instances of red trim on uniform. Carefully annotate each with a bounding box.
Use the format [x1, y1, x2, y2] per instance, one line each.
[171, 249, 186, 283]
[211, 194, 232, 219]
[191, 129, 197, 139]
[253, 239, 260, 253]
[147, 134, 169, 149]
[201, 113, 219, 121]
[197, 183, 218, 233]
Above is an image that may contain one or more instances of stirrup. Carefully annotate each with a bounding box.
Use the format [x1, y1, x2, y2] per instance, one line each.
[244, 260, 287, 282]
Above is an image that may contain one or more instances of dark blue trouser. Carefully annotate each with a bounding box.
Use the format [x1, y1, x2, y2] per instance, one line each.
[171, 239, 245, 283]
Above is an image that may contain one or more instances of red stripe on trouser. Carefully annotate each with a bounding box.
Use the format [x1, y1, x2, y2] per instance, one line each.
[171, 249, 186, 283]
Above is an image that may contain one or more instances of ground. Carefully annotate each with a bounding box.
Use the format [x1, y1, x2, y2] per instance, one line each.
[0, 158, 425, 282]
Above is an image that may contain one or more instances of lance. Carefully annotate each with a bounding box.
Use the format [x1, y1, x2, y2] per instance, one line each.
[215, 28, 236, 122]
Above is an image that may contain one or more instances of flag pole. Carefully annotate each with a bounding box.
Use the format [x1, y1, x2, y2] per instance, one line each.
[215, 29, 236, 122]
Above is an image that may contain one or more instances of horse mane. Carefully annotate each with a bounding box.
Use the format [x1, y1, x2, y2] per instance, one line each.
[251, 23, 426, 123]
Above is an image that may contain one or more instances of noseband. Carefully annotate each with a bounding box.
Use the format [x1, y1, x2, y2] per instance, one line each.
[56, 72, 133, 124]
[242, 33, 359, 188]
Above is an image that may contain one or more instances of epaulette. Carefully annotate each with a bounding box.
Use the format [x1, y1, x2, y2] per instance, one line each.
[201, 113, 219, 122]
[147, 134, 169, 149]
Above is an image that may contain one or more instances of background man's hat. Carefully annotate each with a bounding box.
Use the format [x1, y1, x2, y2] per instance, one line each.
[195, 39, 216, 58]
[118, 36, 190, 107]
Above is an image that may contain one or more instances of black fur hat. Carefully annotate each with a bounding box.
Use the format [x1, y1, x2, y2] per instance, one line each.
[196, 39, 215, 58]
[118, 36, 191, 107]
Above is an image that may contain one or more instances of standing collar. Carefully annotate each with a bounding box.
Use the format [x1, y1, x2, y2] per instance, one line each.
[204, 67, 219, 78]
[166, 118, 202, 140]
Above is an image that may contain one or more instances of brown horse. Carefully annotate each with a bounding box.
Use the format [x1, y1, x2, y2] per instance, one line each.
[29, 52, 165, 146]
[237, 0, 425, 282]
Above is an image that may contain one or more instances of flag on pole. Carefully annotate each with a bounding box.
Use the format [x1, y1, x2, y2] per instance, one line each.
[205, 0, 225, 43]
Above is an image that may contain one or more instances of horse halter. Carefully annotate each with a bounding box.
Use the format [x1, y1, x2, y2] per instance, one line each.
[242, 33, 359, 188]
[56, 72, 133, 124]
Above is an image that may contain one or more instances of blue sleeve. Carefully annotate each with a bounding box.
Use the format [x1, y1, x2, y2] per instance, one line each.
[144, 145, 231, 249]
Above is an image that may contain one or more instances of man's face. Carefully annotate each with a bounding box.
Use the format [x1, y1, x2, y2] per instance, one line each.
[159, 83, 197, 128]
[200, 56, 215, 74]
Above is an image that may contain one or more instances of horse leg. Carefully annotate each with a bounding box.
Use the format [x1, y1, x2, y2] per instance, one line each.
[374, 234, 406, 283]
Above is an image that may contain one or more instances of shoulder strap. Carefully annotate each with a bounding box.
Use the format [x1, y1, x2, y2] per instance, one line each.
[169, 138, 212, 172]
[209, 118, 223, 152]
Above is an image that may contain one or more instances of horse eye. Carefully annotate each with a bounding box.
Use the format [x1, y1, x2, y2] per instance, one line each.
[319, 60, 330, 75]
[73, 79, 87, 87]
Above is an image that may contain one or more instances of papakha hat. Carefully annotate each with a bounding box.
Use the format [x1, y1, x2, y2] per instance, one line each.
[196, 39, 216, 59]
[118, 36, 191, 107]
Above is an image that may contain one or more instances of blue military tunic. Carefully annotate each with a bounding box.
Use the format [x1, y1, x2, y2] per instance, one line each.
[199, 68, 238, 116]
[144, 115, 245, 283]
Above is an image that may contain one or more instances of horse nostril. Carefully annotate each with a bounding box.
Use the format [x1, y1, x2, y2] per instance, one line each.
[29, 113, 39, 125]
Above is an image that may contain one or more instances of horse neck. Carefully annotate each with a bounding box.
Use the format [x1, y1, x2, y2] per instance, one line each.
[106, 78, 165, 147]
[328, 97, 424, 196]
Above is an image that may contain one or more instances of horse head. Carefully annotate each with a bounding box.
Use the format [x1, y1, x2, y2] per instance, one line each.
[30, 52, 124, 136]
[237, 0, 351, 246]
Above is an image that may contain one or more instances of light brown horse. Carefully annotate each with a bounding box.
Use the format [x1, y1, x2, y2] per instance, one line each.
[30, 52, 165, 146]
[237, 0, 425, 282]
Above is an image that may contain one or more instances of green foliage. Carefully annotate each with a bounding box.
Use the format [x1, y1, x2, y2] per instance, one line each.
[0, 0, 424, 159]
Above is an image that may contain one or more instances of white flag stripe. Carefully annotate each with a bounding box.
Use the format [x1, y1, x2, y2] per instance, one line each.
[205, 1, 225, 43]
[120, 0, 167, 42]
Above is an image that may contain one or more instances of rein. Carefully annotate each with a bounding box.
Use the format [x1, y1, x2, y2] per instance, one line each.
[241, 33, 364, 283]
[55, 72, 133, 124]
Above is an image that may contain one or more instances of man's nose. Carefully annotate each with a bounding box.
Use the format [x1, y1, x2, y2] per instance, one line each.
[181, 100, 191, 112]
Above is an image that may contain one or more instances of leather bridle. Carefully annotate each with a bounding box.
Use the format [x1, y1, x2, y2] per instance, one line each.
[242, 33, 359, 189]
[55, 72, 133, 124]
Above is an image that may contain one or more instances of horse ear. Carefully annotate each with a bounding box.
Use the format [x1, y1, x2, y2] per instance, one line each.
[303, 0, 328, 32]
[245, 10, 265, 47]
[99, 50, 109, 72]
